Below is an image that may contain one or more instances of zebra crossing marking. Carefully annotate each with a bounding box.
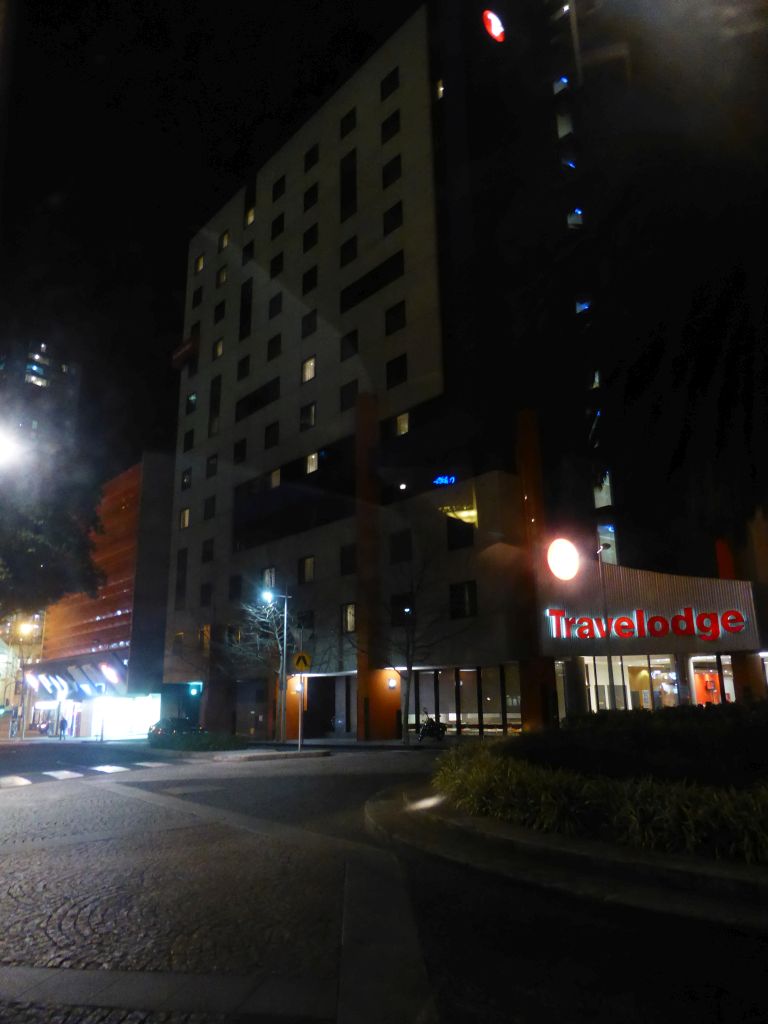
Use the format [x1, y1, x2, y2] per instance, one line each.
[0, 775, 32, 787]
[42, 770, 84, 780]
[90, 764, 131, 773]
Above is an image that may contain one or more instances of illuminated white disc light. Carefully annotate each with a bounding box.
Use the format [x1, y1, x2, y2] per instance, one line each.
[547, 538, 580, 581]
[482, 10, 505, 42]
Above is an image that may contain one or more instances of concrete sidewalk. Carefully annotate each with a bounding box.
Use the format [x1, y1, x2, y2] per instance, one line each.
[365, 784, 768, 935]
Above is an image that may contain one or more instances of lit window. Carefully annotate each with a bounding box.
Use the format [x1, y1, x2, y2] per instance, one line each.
[212, 338, 224, 360]
[300, 402, 317, 431]
[270, 467, 281, 489]
[556, 112, 574, 139]
[436, 79, 445, 99]
[181, 468, 192, 490]
[396, 412, 409, 436]
[341, 602, 356, 633]
[244, 206, 255, 226]
[195, 254, 204, 273]
[179, 508, 191, 529]
[567, 208, 583, 228]
[218, 230, 230, 252]
[594, 471, 613, 510]
[262, 567, 276, 588]
[306, 452, 319, 474]
[301, 356, 316, 383]
[216, 266, 228, 287]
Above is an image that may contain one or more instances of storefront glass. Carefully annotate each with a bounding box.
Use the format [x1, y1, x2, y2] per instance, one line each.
[689, 655, 735, 705]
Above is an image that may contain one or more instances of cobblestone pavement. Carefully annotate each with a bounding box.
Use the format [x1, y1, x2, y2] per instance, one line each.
[0, 1005, 244, 1024]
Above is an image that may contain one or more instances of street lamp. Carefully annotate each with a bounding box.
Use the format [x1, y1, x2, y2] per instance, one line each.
[0, 429, 23, 469]
[262, 588, 290, 744]
[596, 543, 617, 710]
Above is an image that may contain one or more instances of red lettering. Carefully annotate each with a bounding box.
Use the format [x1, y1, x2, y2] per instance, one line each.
[595, 617, 614, 639]
[576, 617, 595, 639]
[635, 609, 646, 637]
[696, 611, 720, 641]
[721, 610, 745, 634]
[547, 609, 566, 638]
[565, 617, 578, 638]
[614, 616, 634, 638]
[671, 607, 695, 637]
[648, 616, 670, 638]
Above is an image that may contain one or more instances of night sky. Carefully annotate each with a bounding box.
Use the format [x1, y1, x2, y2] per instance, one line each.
[0, 0, 418, 479]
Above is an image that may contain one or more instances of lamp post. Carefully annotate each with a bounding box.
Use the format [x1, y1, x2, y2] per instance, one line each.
[596, 543, 616, 710]
[262, 588, 290, 744]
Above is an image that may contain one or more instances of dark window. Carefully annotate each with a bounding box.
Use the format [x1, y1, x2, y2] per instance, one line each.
[267, 333, 282, 360]
[213, 300, 225, 324]
[340, 107, 356, 137]
[299, 401, 316, 431]
[298, 555, 315, 584]
[272, 174, 285, 201]
[447, 517, 475, 550]
[181, 467, 192, 490]
[201, 537, 214, 563]
[187, 352, 198, 378]
[270, 252, 283, 278]
[303, 223, 318, 252]
[183, 429, 194, 452]
[192, 286, 202, 308]
[340, 236, 357, 266]
[301, 309, 317, 338]
[242, 241, 254, 265]
[340, 543, 356, 576]
[340, 329, 358, 360]
[185, 392, 197, 415]
[229, 574, 242, 601]
[233, 438, 247, 464]
[200, 582, 213, 607]
[239, 279, 253, 340]
[340, 379, 358, 411]
[209, 375, 221, 418]
[449, 580, 478, 619]
[389, 529, 412, 564]
[271, 212, 284, 239]
[304, 143, 319, 171]
[264, 421, 279, 448]
[381, 109, 400, 144]
[385, 300, 406, 335]
[302, 266, 318, 295]
[340, 251, 404, 314]
[268, 292, 282, 319]
[390, 592, 414, 627]
[235, 377, 280, 421]
[340, 149, 357, 221]
[380, 66, 400, 101]
[203, 495, 216, 520]
[386, 353, 408, 389]
[218, 230, 229, 252]
[206, 453, 218, 478]
[237, 355, 251, 380]
[303, 182, 318, 211]
[382, 154, 402, 189]
[383, 200, 403, 236]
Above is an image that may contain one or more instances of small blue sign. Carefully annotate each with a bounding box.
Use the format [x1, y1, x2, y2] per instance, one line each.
[433, 474, 457, 487]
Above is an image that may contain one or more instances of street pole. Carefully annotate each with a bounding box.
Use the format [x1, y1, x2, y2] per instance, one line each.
[279, 591, 289, 744]
[297, 677, 304, 752]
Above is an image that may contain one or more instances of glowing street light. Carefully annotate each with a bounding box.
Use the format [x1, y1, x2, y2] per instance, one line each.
[0, 430, 23, 469]
[547, 538, 580, 581]
[262, 588, 290, 743]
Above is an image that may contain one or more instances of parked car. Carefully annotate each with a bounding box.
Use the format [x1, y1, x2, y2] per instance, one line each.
[147, 717, 203, 743]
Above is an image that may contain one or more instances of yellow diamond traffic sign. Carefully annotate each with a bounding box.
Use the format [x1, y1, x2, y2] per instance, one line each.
[293, 651, 312, 671]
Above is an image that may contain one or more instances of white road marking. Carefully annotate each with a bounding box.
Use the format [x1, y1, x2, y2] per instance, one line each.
[90, 765, 131, 774]
[0, 776, 32, 787]
[42, 770, 84, 780]
[133, 761, 169, 768]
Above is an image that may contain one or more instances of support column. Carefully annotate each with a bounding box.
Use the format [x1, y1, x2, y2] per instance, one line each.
[454, 668, 462, 735]
[476, 667, 484, 737]
[499, 664, 508, 735]
[520, 657, 558, 731]
[731, 652, 767, 703]
[563, 658, 588, 717]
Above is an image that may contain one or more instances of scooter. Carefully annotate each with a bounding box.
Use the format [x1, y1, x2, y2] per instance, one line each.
[418, 714, 447, 742]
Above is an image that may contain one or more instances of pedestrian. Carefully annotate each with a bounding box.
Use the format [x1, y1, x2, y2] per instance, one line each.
[59, 715, 68, 740]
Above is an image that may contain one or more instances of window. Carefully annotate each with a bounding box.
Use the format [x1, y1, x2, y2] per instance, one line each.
[271, 212, 285, 239]
[449, 580, 477, 619]
[242, 240, 254, 265]
[185, 392, 198, 414]
[192, 286, 202, 308]
[396, 411, 409, 436]
[340, 149, 357, 221]
[340, 107, 356, 137]
[272, 174, 286, 201]
[233, 438, 247, 464]
[203, 495, 216, 520]
[236, 377, 280, 420]
[229, 574, 242, 600]
[380, 66, 400, 101]
[267, 333, 282, 360]
[341, 602, 356, 633]
[200, 582, 213, 607]
[303, 222, 318, 252]
[381, 109, 400, 143]
[340, 379, 358, 411]
[306, 451, 318, 474]
[340, 236, 357, 266]
[301, 355, 316, 383]
[303, 182, 318, 211]
[557, 112, 574, 139]
[214, 300, 225, 324]
[301, 309, 317, 338]
[298, 555, 315, 584]
[268, 292, 283, 319]
[206, 454, 218, 478]
[212, 338, 224, 360]
[447, 517, 475, 550]
[244, 205, 256, 226]
[383, 201, 403, 236]
[195, 254, 205, 273]
[237, 355, 250, 380]
[302, 266, 318, 295]
[270, 467, 281, 489]
[201, 537, 214, 563]
[172, 630, 185, 651]
[216, 266, 228, 287]
[218, 230, 230, 252]
[576, 299, 591, 314]
[262, 567, 277, 589]
[436, 79, 445, 99]
[385, 300, 406, 335]
[382, 154, 402, 188]
[340, 329, 358, 361]
[179, 507, 191, 529]
[340, 251, 404, 313]
[183, 429, 194, 452]
[264, 421, 279, 448]
[181, 467, 192, 490]
[340, 543, 356, 576]
[300, 401, 317, 431]
[304, 143, 319, 171]
[270, 252, 283, 278]
[567, 207, 584, 228]
[386, 353, 408, 389]
[208, 375, 221, 438]
[390, 592, 414, 627]
[389, 529, 412, 564]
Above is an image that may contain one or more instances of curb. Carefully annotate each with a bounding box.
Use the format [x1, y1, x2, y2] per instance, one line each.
[365, 785, 768, 934]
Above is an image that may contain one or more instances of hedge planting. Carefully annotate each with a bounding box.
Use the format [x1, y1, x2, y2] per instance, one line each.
[148, 731, 249, 751]
[434, 743, 768, 863]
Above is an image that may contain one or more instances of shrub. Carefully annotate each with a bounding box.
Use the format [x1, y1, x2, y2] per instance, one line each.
[433, 743, 768, 863]
[148, 731, 249, 751]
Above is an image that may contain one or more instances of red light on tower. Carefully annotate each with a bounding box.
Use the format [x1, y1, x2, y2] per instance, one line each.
[483, 10, 505, 42]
